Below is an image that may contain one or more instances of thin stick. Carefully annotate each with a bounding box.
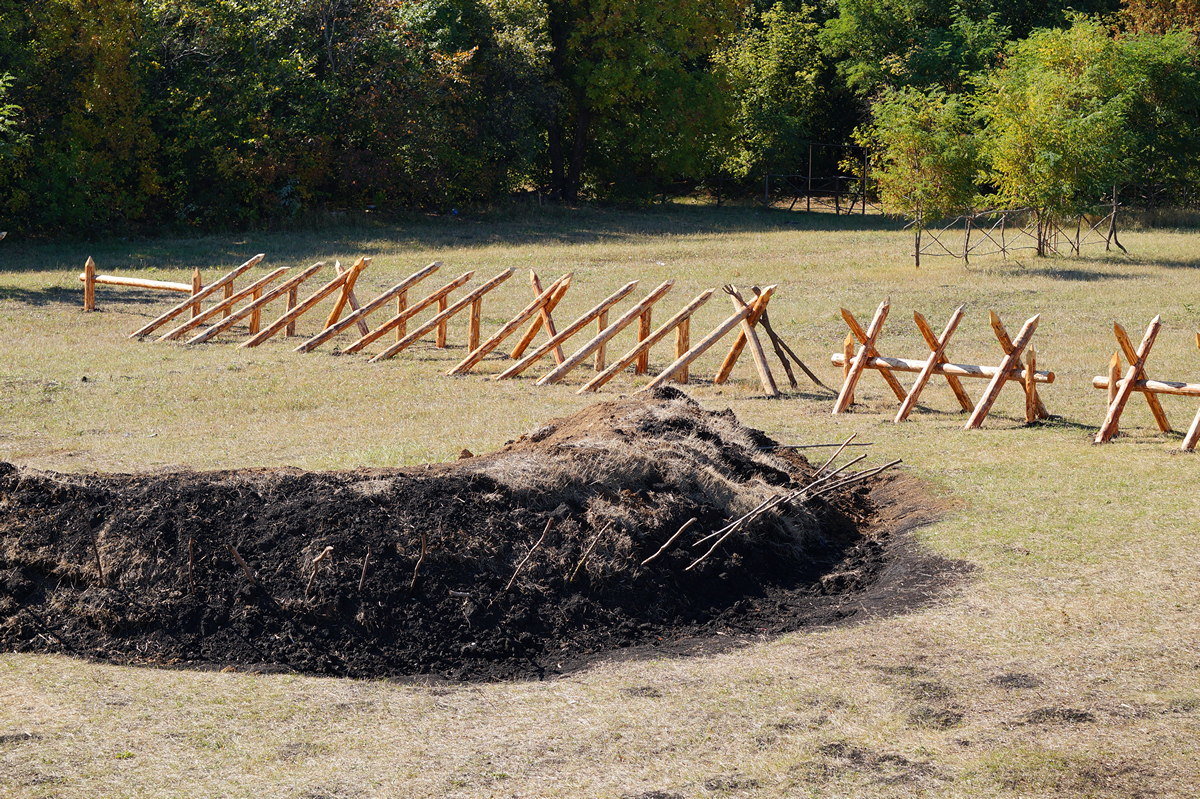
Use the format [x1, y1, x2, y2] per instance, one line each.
[640, 518, 697, 566]
[227, 545, 257, 586]
[503, 519, 553, 593]
[816, 433, 857, 474]
[766, 443, 874, 450]
[570, 523, 610, 582]
[358, 546, 370, 594]
[409, 531, 427, 593]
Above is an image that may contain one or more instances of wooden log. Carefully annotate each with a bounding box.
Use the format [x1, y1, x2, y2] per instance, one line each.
[186, 263, 325, 345]
[537, 281, 675, 386]
[80, 272, 193, 293]
[990, 311, 1049, 419]
[912, 310, 973, 411]
[448, 274, 571, 375]
[842, 333, 855, 406]
[635, 308, 653, 375]
[248, 286, 263, 333]
[1183, 406, 1200, 452]
[894, 306, 965, 423]
[594, 310, 608, 371]
[640, 286, 776, 393]
[468, 298, 482, 352]
[723, 289, 779, 397]
[130, 254, 263, 338]
[713, 287, 773, 385]
[243, 259, 369, 348]
[579, 289, 714, 393]
[831, 353, 1055, 383]
[495, 280, 640, 380]
[510, 273, 568, 363]
[344, 271, 474, 355]
[189, 269, 203, 319]
[1024, 346, 1038, 423]
[840, 305, 908, 402]
[1106, 351, 1121, 435]
[965, 314, 1040, 430]
[160, 267, 291, 341]
[285, 286, 298, 336]
[1090, 376, 1200, 397]
[675, 317, 690, 384]
[83, 257, 96, 311]
[296, 262, 439, 353]
[834, 299, 891, 414]
[395, 292, 408, 339]
[324, 258, 371, 334]
[222, 281, 234, 318]
[1114, 322, 1172, 433]
[435, 295, 449, 348]
[370, 269, 516, 362]
[1096, 316, 1162, 443]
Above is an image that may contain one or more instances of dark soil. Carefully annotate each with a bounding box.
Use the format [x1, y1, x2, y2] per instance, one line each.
[0, 388, 960, 681]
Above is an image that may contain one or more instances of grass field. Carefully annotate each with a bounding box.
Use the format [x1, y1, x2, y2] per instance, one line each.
[1, 204, 1198, 798]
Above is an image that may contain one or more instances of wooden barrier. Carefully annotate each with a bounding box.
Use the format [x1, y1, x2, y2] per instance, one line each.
[187, 262, 326, 344]
[1093, 319, 1200, 451]
[159, 267, 291, 341]
[81, 257, 201, 312]
[242, 258, 370, 347]
[129, 255, 264, 338]
[447, 274, 571, 375]
[641, 285, 778, 395]
[296, 262, 440, 353]
[509, 272, 569, 364]
[344, 271, 474, 355]
[830, 302, 1053, 427]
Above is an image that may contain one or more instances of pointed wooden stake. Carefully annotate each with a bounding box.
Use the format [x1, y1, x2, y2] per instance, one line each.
[965, 314, 1041, 430]
[834, 299, 892, 414]
[1096, 316, 1163, 443]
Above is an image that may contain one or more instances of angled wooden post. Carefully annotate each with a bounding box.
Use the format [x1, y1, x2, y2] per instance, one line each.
[894, 306, 965, 423]
[964, 314, 1040, 430]
[536, 281, 675, 386]
[185, 263, 325, 345]
[344, 271, 474, 355]
[448, 274, 572, 375]
[296, 262, 439, 353]
[370, 269, 516, 362]
[991, 311, 1049, 419]
[242, 259, 368, 348]
[579, 289, 714, 393]
[1096, 316, 1162, 443]
[834, 299, 892, 414]
[495, 280, 640, 380]
[189, 269, 203, 319]
[913, 309, 973, 411]
[720, 288, 779, 396]
[325, 258, 371, 335]
[83, 257, 96, 311]
[1184, 408, 1200, 452]
[713, 287, 773, 384]
[640, 286, 775, 392]
[510, 272, 568, 363]
[840, 304, 908, 402]
[674, 317, 690, 384]
[160, 267, 291, 341]
[130, 254, 263, 338]
[1114, 322, 1172, 432]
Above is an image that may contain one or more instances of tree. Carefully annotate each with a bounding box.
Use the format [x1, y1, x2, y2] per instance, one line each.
[858, 87, 979, 265]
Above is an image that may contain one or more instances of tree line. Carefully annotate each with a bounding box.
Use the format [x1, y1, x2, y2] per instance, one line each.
[0, 0, 1196, 234]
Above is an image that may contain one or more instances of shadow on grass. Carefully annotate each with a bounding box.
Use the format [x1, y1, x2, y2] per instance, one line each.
[0, 285, 171, 308]
[0, 204, 908, 274]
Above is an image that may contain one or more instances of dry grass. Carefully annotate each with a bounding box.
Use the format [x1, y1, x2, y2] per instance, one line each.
[1, 203, 1199, 798]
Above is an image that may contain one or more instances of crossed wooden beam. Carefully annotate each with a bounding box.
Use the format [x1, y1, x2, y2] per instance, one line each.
[831, 299, 1053, 427]
[1093, 317, 1200, 451]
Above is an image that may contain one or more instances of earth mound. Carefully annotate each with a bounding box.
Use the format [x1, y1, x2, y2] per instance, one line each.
[0, 388, 952, 680]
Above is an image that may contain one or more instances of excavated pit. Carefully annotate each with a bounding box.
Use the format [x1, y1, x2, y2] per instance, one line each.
[0, 388, 958, 680]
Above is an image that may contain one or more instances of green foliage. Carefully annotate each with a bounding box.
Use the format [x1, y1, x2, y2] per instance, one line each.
[716, 3, 826, 179]
[859, 86, 979, 224]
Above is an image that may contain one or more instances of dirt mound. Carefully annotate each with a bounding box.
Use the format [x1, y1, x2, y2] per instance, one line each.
[0, 388, 952, 680]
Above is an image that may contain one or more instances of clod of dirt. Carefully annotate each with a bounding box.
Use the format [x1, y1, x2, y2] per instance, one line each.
[0, 388, 955, 680]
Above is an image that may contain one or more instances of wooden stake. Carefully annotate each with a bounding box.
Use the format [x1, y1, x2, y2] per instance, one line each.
[83, 257, 96, 311]
[1024, 346, 1038, 423]
[713, 287, 774, 385]
[130, 254, 263, 338]
[912, 310, 973, 411]
[160, 267, 291, 341]
[1183, 407, 1200, 452]
[894, 306, 965, 423]
[285, 286, 298, 336]
[537, 281, 675, 386]
[641, 286, 776, 392]
[842, 333, 855, 406]
[840, 305, 908, 402]
[435, 295, 448, 348]
[222, 281, 234, 318]
[594, 311, 608, 371]
[243, 259, 369, 347]
[344, 271, 474, 354]
[371, 269, 516, 362]
[991, 311, 1049, 419]
[722, 288, 779, 397]
[674, 317, 690, 384]
[580, 289, 714, 393]
[635, 308, 653, 375]
[1114, 322, 1172, 433]
[248, 286, 263, 333]
[186, 263, 325, 345]
[448, 274, 572, 375]
[511, 273, 569, 363]
[495, 280, 640, 380]
[468, 297, 482, 352]
[324, 257, 371, 333]
[189, 269, 203, 319]
[965, 314, 1041, 430]
[1096, 316, 1162, 443]
[395, 291, 408, 339]
[296, 262, 439, 353]
[834, 299, 892, 414]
